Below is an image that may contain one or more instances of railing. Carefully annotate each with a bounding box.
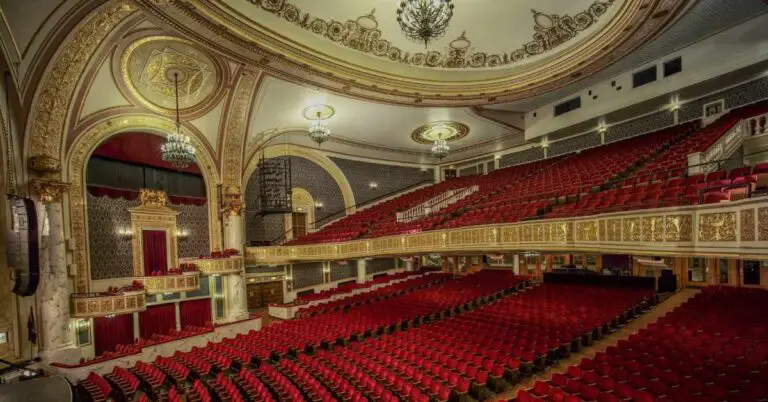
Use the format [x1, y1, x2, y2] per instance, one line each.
[135, 271, 200, 294]
[688, 117, 752, 175]
[396, 185, 479, 223]
[263, 179, 435, 245]
[180, 256, 244, 275]
[70, 290, 146, 318]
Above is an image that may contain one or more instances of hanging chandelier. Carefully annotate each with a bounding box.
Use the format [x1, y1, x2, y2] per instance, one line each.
[308, 112, 331, 145]
[431, 137, 450, 159]
[161, 72, 197, 169]
[396, 0, 455, 47]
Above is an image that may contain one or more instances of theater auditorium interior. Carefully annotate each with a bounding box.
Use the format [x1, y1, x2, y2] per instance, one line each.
[2, 0, 768, 401]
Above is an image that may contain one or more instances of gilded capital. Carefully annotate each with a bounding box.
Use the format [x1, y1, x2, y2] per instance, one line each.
[222, 191, 245, 216]
[32, 179, 70, 203]
[28, 155, 62, 175]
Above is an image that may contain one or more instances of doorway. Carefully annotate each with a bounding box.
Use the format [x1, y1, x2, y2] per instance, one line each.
[247, 281, 284, 310]
[291, 212, 308, 238]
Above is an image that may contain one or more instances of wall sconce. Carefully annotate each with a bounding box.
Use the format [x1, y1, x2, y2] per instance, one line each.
[369, 182, 378, 190]
[176, 229, 189, 240]
[540, 138, 550, 148]
[314, 201, 324, 210]
[117, 228, 133, 239]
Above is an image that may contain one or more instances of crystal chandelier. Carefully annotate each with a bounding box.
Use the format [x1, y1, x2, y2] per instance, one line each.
[307, 111, 331, 145]
[431, 137, 450, 159]
[396, 0, 455, 47]
[161, 72, 197, 169]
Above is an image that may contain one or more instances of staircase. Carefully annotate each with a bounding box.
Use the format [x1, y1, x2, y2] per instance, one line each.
[396, 186, 479, 223]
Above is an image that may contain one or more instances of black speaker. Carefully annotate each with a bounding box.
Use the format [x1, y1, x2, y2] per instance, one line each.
[6, 197, 39, 296]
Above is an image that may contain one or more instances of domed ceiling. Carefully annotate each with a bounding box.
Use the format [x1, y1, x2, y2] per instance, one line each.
[135, 0, 688, 106]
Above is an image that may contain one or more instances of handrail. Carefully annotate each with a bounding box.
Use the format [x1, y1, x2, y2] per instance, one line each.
[396, 185, 479, 223]
[267, 179, 435, 244]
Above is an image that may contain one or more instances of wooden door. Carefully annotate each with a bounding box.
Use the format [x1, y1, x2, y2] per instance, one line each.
[291, 212, 307, 237]
[261, 281, 284, 306]
[247, 283, 263, 310]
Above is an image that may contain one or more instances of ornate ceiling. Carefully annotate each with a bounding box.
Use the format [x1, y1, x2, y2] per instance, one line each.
[134, 0, 689, 106]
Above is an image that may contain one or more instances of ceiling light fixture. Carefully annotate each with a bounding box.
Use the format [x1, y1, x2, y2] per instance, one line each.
[308, 111, 331, 145]
[303, 104, 335, 146]
[161, 72, 197, 170]
[396, 0, 455, 47]
[431, 133, 450, 159]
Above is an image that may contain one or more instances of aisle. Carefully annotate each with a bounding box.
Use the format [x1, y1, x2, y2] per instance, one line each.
[496, 288, 700, 401]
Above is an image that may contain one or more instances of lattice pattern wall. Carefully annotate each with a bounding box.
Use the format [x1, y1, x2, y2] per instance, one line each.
[499, 147, 545, 168]
[679, 77, 768, 122]
[245, 156, 345, 244]
[330, 261, 356, 282]
[330, 157, 432, 205]
[366, 258, 395, 275]
[87, 194, 139, 280]
[176, 203, 210, 259]
[549, 132, 602, 157]
[458, 165, 479, 177]
[246, 265, 285, 275]
[293, 262, 324, 289]
[605, 111, 674, 143]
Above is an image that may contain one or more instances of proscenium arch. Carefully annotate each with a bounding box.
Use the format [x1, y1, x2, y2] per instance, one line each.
[65, 114, 222, 293]
[243, 143, 356, 213]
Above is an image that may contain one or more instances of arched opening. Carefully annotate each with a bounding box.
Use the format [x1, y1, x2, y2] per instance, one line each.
[83, 131, 215, 356]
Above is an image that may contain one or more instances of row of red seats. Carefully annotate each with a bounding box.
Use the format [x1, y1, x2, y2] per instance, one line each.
[187, 379, 212, 402]
[132, 360, 166, 391]
[297, 273, 449, 318]
[79, 372, 112, 402]
[278, 358, 337, 401]
[210, 372, 246, 402]
[517, 286, 768, 402]
[297, 270, 431, 303]
[104, 365, 140, 398]
[295, 352, 370, 401]
[234, 368, 277, 402]
[153, 355, 190, 383]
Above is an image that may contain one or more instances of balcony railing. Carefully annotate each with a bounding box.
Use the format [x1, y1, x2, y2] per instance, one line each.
[70, 290, 146, 318]
[182, 256, 244, 275]
[247, 197, 768, 264]
[134, 271, 200, 294]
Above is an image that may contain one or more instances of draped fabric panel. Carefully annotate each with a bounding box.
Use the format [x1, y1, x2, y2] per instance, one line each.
[142, 230, 168, 276]
[139, 304, 177, 339]
[179, 299, 212, 328]
[94, 314, 134, 356]
[87, 185, 207, 206]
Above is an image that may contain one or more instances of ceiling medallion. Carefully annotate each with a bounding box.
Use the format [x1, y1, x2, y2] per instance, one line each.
[396, 0, 455, 47]
[411, 121, 469, 145]
[161, 71, 197, 169]
[246, 0, 614, 69]
[303, 104, 335, 145]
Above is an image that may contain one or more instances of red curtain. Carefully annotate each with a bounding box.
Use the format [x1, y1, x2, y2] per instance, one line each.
[179, 299, 212, 329]
[139, 304, 177, 339]
[142, 230, 168, 276]
[94, 314, 134, 356]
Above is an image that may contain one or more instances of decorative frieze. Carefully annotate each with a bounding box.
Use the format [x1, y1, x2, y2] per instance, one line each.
[135, 272, 200, 294]
[183, 256, 244, 276]
[70, 291, 146, 319]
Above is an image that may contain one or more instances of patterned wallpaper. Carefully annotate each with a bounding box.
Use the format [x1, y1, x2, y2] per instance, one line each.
[87, 194, 211, 279]
[605, 111, 674, 144]
[246, 265, 285, 275]
[499, 147, 545, 168]
[245, 156, 345, 244]
[549, 132, 602, 157]
[366, 258, 395, 275]
[293, 262, 324, 289]
[87, 194, 139, 280]
[330, 157, 432, 205]
[175, 203, 210, 259]
[330, 261, 356, 282]
[679, 76, 768, 122]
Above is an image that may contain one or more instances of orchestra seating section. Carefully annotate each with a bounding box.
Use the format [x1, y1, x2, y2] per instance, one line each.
[76, 271, 662, 402]
[296, 271, 447, 318]
[287, 101, 768, 246]
[515, 286, 768, 402]
[296, 269, 435, 303]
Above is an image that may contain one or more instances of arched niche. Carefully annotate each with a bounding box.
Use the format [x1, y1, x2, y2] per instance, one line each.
[283, 187, 315, 241]
[65, 114, 221, 293]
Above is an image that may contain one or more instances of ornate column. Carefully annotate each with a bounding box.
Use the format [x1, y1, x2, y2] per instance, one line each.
[33, 179, 79, 362]
[512, 254, 520, 276]
[222, 186, 245, 252]
[356, 259, 366, 284]
[222, 186, 248, 321]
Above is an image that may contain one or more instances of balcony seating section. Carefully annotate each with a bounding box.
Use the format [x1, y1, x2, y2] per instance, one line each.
[79, 372, 112, 402]
[287, 101, 768, 246]
[546, 101, 768, 218]
[286, 176, 479, 245]
[516, 286, 768, 402]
